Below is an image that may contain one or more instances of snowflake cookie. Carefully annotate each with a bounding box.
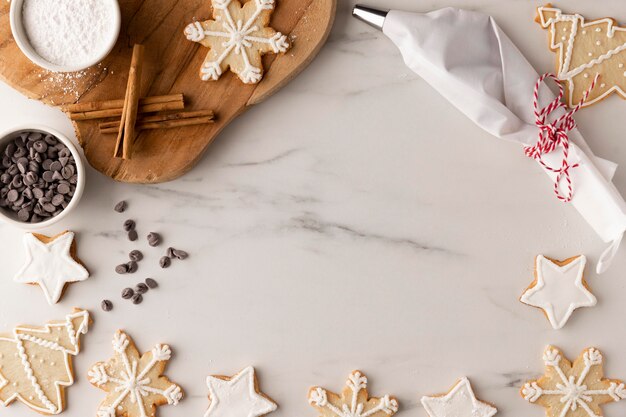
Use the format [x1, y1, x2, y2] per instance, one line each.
[520, 255, 596, 330]
[205, 366, 277, 417]
[88, 331, 183, 417]
[537, 5, 626, 108]
[184, 0, 291, 84]
[0, 309, 90, 415]
[308, 371, 399, 417]
[421, 378, 497, 417]
[522, 346, 626, 417]
[14, 231, 90, 305]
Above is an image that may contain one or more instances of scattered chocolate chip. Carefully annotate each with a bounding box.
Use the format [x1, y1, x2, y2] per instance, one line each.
[172, 249, 188, 260]
[101, 300, 113, 312]
[131, 293, 143, 305]
[127, 260, 138, 273]
[145, 278, 158, 289]
[129, 250, 143, 262]
[123, 219, 135, 231]
[159, 256, 171, 268]
[115, 264, 129, 274]
[135, 283, 149, 294]
[166, 247, 175, 258]
[114, 200, 127, 213]
[128, 230, 138, 241]
[147, 232, 161, 247]
[121, 288, 134, 299]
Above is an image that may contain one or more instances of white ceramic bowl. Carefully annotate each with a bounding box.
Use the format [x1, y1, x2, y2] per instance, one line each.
[9, 0, 121, 73]
[0, 126, 85, 230]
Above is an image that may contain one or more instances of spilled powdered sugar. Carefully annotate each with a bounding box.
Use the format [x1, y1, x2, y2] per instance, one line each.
[22, 0, 117, 67]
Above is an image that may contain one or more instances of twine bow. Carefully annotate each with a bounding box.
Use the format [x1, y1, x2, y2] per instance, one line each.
[524, 73, 598, 202]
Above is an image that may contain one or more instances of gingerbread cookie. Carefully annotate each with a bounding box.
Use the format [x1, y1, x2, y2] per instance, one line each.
[309, 371, 398, 417]
[14, 231, 89, 305]
[537, 4, 626, 108]
[522, 346, 626, 417]
[0, 309, 90, 415]
[520, 255, 596, 330]
[421, 378, 497, 417]
[184, 0, 291, 84]
[205, 366, 277, 417]
[88, 330, 183, 417]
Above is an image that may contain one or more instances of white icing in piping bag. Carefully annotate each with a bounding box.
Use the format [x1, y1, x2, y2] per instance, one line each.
[353, 5, 626, 273]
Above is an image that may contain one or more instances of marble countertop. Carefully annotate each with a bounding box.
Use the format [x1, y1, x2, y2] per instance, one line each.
[2, 1, 626, 416]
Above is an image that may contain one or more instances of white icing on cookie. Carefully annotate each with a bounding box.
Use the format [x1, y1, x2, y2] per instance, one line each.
[520, 255, 596, 330]
[205, 367, 277, 417]
[538, 6, 626, 107]
[421, 378, 497, 417]
[14, 232, 89, 305]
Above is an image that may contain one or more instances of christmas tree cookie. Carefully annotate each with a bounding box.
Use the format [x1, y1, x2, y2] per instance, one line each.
[522, 346, 626, 417]
[537, 4, 626, 108]
[88, 331, 183, 417]
[184, 0, 291, 84]
[0, 309, 90, 415]
[308, 371, 398, 417]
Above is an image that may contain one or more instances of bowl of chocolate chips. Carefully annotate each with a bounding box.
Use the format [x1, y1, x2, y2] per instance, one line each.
[0, 126, 84, 229]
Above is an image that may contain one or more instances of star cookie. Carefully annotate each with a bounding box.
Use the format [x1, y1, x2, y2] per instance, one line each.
[14, 231, 89, 305]
[88, 331, 183, 417]
[522, 346, 626, 417]
[308, 371, 398, 417]
[0, 309, 90, 415]
[520, 255, 596, 330]
[205, 366, 277, 417]
[421, 378, 497, 417]
[184, 0, 291, 84]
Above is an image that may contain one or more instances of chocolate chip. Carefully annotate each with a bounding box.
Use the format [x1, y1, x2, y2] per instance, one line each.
[128, 230, 138, 241]
[115, 264, 129, 274]
[33, 141, 47, 153]
[127, 261, 138, 273]
[166, 247, 175, 258]
[114, 200, 127, 213]
[123, 219, 135, 231]
[57, 183, 70, 194]
[147, 232, 161, 247]
[17, 208, 29, 222]
[159, 256, 171, 268]
[172, 249, 188, 260]
[49, 161, 62, 172]
[101, 300, 113, 312]
[129, 250, 143, 262]
[121, 288, 134, 299]
[131, 294, 143, 304]
[145, 278, 158, 289]
[6, 189, 18, 202]
[135, 283, 149, 294]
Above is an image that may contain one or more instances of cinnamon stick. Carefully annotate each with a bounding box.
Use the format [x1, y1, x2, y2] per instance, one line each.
[115, 44, 145, 159]
[65, 94, 183, 114]
[99, 111, 215, 134]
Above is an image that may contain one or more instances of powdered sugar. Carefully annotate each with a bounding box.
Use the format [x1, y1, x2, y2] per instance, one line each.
[22, 0, 117, 68]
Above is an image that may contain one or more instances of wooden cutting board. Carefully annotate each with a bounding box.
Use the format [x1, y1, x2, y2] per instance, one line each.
[0, 0, 336, 183]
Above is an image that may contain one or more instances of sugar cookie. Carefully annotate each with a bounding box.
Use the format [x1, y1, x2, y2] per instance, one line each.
[184, 0, 291, 84]
[537, 4, 626, 107]
[308, 371, 398, 417]
[88, 330, 183, 417]
[205, 366, 277, 417]
[522, 346, 626, 417]
[14, 231, 89, 305]
[421, 378, 497, 417]
[0, 309, 90, 415]
[520, 255, 596, 330]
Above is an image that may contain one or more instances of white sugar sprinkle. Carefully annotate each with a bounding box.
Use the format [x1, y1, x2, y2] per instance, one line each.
[22, 0, 116, 67]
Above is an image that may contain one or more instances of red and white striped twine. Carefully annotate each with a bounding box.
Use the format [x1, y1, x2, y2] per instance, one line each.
[524, 73, 598, 202]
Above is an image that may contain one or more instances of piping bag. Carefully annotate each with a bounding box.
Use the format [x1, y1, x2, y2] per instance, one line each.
[353, 5, 626, 273]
